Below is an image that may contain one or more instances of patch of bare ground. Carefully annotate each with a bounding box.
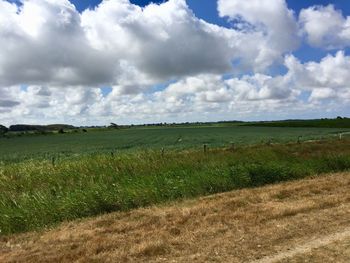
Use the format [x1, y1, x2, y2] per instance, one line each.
[0, 172, 349, 263]
[253, 228, 350, 263]
[279, 236, 350, 263]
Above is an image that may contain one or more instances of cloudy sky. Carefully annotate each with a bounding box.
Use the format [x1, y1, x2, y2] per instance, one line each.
[0, 0, 350, 126]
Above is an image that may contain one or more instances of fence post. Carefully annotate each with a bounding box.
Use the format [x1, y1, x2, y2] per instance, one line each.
[203, 144, 207, 153]
[339, 133, 343, 140]
[161, 147, 165, 157]
[297, 136, 302, 144]
[51, 156, 55, 167]
[230, 142, 235, 151]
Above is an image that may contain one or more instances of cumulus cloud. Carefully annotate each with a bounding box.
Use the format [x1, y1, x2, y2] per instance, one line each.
[0, 0, 118, 87]
[217, 0, 300, 70]
[82, 0, 240, 80]
[309, 88, 337, 101]
[300, 5, 350, 49]
[0, 0, 235, 88]
[0, 0, 348, 125]
[285, 51, 350, 95]
[1, 51, 349, 126]
[0, 99, 20, 108]
[0, 86, 22, 110]
[0, 0, 303, 89]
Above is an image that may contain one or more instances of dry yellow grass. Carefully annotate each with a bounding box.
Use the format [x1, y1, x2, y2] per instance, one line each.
[1, 172, 350, 263]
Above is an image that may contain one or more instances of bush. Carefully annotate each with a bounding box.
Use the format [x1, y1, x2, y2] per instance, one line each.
[0, 124, 8, 135]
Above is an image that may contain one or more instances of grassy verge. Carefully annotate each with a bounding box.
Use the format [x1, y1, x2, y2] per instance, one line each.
[1, 139, 350, 235]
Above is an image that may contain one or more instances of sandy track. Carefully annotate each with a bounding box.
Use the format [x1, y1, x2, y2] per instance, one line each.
[1, 172, 350, 262]
[253, 227, 350, 263]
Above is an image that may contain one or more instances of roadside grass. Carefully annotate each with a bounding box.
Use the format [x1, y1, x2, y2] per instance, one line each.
[1, 139, 350, 235]
[1, 172, 350, 262]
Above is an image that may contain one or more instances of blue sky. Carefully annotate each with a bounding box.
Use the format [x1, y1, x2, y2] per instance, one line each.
[70, 0, 350, 14]
[70, 0, 350, 19]
[1, 0, 350, 125]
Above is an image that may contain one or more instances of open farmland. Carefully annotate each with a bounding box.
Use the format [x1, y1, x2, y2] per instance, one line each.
[1, 136, 350, 235]
[0, 125, 349, 162]
[1, 125, 350, 263]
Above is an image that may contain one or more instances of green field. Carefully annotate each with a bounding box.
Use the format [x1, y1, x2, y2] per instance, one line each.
[1, 125, 350, 235]
[0, 125, 349, 162]
[1, 138, 350, 235]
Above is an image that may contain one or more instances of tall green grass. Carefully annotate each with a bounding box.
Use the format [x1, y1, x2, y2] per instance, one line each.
[1, 139, 350, 235]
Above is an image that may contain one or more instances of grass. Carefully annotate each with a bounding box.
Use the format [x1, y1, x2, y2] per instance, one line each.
[1, 138, 350, 235]
[0, 125, 349, 162]
[1, 172, 350, 262]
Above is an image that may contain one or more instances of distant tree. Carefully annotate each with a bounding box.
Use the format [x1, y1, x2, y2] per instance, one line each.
[58, 128, 65, 134]
[109, 123, 120, 129]
[336, 116, 343, 120]
[0, 125, 8, 135]
[10, 124, 41, 132]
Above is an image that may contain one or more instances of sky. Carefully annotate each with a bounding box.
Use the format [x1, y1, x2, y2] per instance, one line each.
[1, 0, 350, 126]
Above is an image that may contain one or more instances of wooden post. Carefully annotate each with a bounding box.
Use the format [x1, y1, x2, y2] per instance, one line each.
[297, 136, 302, 144]
[203, 144, 207, 153]
[111, 151, 114, 157]
[51, 156, 55, 167]
[230, 142, 235, 151]
[339, 133, 343, 140]
[161, 148, 165, 157]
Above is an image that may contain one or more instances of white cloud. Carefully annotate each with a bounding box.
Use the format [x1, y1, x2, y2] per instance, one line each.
[225, 74, 297, 101]
[309, 88, 337, 101]
[81, 0, 299, 80]
[1, 54, 349, 126]
[0, 0, 349, 125]
[0, 0, 116, 87]
[285, 51, 350, 95]
[217, 0, 300, 71]
[0, 0, 304, 90]
[300, 5, 350, 49]
[0, 0, 237, 88]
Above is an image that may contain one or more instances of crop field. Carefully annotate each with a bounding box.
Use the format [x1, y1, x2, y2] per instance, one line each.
[1, 133, 350, 235]
[0, 125, 349, 162]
